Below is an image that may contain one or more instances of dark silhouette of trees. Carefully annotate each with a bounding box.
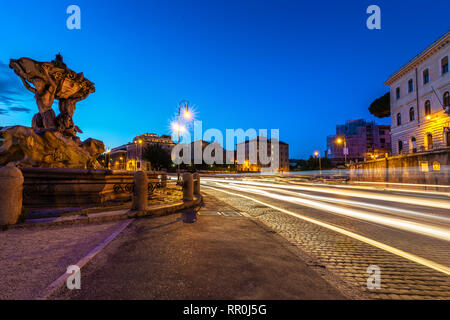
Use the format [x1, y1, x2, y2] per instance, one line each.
[142, 144, 172, 170]
[369, 92, 390, 118]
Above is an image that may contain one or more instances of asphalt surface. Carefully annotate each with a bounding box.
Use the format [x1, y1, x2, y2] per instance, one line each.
[52, 195, 345, 300]
[199, 177, 450, 299]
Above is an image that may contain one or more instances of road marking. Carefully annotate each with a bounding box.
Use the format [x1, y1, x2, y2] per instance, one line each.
[203, 185, 450, 276]
[37, 219, 134, 300]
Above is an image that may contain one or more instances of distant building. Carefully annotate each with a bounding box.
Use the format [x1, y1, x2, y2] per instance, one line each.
[385, 31, 450, 155]
[188, 140, 225, 165]
[236, 137, 289, 172]
[327, 119, 391, 163]
[110, 133, 175, 170]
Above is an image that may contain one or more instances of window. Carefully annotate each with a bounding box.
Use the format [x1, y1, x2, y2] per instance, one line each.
[411, 137, 417, 153]
[380, 138, 385, 143]
[444, 92, 450, 108]
[424, 100, 431, 115]
[398, 140, 403, 153]
[396, 87, 400, 99]
[409, 107, 415, 121]
[426, 133, 433, 150]
[442, 56, 449, 75]
[423, 69, 429, 84]
[408, 79, 414, 93]
[396, 112, 401, 126]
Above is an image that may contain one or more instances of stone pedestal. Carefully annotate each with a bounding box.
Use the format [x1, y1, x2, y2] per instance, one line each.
[132, 171, 148, 211]
[193, 173, 200, 195]
[0, 166, 24, 225]
[182, 173, 194, 201]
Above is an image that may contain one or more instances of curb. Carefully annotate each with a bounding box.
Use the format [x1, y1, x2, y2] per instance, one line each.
[10, 195, 202, 229]
[37, 219, 134, 300]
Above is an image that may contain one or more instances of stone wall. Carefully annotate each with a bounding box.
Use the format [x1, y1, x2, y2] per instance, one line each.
[350, 149, 449, 185]
[20, 167, 167, 209]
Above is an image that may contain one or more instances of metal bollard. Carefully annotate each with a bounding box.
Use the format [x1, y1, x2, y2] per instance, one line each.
[182, 172, 194, 201]
[132, 171, 148, 210]
[193, 172, 200, 195]
[0, 166, 24, 225]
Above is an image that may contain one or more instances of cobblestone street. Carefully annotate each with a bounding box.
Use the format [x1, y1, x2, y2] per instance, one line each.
[201, 179, 450, 300]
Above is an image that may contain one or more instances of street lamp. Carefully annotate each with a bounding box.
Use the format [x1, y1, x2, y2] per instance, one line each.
[314, 150, 322, 175]
[134, 139, 144, 171]
[176, 100, 192, 182]
[336, 136, 347, 166]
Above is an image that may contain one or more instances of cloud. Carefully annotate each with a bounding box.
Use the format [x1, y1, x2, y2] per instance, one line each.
[8, 106, 31, 113]
[0, 61, 32, 115]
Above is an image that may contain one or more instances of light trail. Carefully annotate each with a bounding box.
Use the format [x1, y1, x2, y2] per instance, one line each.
[203, 185, 450, 276]
[224, 183, 450, 224]
[202, 178, 450, 210]
[211, 182, 450, 241]
[351, 180, 450, 189]
[286, 180, 450, 197]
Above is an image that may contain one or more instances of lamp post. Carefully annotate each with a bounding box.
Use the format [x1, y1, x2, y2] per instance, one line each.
[176, 100, 191, 182]
[314, 151, 322, 175]
[133, 139, 143, 171]
[336, 136, 347, 166]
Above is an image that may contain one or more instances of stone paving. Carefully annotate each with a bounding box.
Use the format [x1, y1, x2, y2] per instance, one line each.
[0, 221, 126, 299]
[202, 187, 450, 300]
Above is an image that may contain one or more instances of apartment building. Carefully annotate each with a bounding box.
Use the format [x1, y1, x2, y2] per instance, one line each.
[385, 31, 450, 155]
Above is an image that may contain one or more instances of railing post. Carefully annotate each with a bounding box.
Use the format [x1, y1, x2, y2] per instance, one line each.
[182, 172, 194, 201]
[193, 172, 200, 195]
[132, 171, 148, 211]
[161, 172, 167, 188]
[0, 166, 24, 225]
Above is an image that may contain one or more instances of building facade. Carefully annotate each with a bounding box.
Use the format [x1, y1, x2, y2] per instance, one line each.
[327, 119, 391, 163]
[385, 31, 450, 155]
[236, 137, 289, 172]
[110, 133, 175, 170]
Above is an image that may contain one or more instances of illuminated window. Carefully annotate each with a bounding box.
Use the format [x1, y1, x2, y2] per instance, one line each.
[442, 56, 449, 75]
[411, 137, 417, 153]
[409, 107, 415, 121]
[444, 92, 449, 108]
[423, 69, 429, 84]
[424, 100, 431, 115]
[426, 133, 433, 151]
[396, 113, 401, 126]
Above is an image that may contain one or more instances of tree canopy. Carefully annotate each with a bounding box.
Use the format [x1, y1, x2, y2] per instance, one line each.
[368, 92, 390, 118]
[142, 144, 172, 170]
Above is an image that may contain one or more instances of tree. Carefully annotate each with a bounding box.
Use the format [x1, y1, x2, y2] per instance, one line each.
[369, 92, 390, 118]
[142, 144, 172, 170]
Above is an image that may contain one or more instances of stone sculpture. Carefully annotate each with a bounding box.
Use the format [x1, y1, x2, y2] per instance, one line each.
[9, 54, 95, 138]
[0, 54, 104, 169]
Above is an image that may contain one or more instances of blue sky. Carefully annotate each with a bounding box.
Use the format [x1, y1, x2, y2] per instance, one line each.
[0, 0, 448, 158]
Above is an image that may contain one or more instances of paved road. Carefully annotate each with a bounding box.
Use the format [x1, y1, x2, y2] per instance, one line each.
[201, 177, 450, 300]
[52, 195, 346, 300]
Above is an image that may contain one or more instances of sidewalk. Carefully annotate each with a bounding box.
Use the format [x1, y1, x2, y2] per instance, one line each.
[51, 195, 346, 299]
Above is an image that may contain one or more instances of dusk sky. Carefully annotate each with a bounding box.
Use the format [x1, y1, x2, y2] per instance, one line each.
[0, 0, 448, 158]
